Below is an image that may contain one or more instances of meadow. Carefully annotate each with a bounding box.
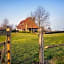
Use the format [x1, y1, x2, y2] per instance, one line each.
[0, 33, 64, 64]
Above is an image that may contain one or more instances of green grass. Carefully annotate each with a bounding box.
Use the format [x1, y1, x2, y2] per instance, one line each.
[0, 33, 64, 64]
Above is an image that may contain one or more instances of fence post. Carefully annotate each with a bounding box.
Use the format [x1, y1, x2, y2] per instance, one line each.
[0, 50, 1, 63]
[1, 42, 5, 64]
[39, 27, 44, 64]
[6, 26, 11, 64]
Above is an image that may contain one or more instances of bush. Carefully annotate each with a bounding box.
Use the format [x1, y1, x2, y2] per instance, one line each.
[12, 29, 19, 32]
[19, 31, 30, 33]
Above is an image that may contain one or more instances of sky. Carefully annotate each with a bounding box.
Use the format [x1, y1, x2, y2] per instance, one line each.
[0, 0, 64, 30]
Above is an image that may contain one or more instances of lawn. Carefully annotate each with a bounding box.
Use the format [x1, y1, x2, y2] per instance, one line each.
[0, 33, 64, 64]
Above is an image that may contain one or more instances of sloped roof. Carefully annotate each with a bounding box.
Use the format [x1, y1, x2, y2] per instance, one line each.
[0, 27, 4, 30]
[17, 17, 38, 30]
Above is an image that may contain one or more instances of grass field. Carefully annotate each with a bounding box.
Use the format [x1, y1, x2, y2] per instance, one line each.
[0, 33, 64, 64]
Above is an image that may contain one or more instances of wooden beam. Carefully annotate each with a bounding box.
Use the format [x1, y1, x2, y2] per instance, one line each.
[0, 42, 5, 46]
[44, 43, 64, 49]
[39, 27, 44, 64]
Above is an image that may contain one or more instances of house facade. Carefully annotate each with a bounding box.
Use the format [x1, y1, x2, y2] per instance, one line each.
[16, 17, 39, 32]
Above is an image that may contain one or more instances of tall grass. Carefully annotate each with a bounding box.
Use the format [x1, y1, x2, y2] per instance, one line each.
[0, 33, 64, 64]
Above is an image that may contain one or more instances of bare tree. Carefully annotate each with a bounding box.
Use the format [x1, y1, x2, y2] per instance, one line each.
[3, 19, 9, 29]
[10, 24, 14, 30]
[31, 12, 35, 21]
[30, 12, 35, 32]
[31, 6, 49, 28]
[31, 6, 49, 64]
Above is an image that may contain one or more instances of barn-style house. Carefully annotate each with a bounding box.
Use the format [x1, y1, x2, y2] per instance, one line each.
[16, 17, 39, 32]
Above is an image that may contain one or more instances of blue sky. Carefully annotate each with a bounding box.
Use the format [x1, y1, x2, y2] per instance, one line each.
[0, 0, 64, 30]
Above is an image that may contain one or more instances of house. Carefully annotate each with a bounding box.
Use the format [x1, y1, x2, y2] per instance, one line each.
[16, 17, 39, 32]
[0, 27, 6, 35]
[0, 27, 4, 30]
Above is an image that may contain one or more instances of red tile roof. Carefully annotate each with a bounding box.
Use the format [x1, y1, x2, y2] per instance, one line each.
[17, 17, 38, 30]
[0, 27, 4, 30]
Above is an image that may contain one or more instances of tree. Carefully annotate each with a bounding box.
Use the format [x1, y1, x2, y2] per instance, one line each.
[3, 19, 9, 29]
[31, 6, 49, 28]
[31, 6, 49, 64]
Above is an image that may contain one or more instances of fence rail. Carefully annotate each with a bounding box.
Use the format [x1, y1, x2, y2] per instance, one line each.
[44, 43, 64, 49]
[0, 42, 5, 46]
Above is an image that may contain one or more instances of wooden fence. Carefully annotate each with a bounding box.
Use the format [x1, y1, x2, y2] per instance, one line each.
[39, 27, 64, 64]
[0, 27, 64, 64]
[0, 26, 11, 64]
